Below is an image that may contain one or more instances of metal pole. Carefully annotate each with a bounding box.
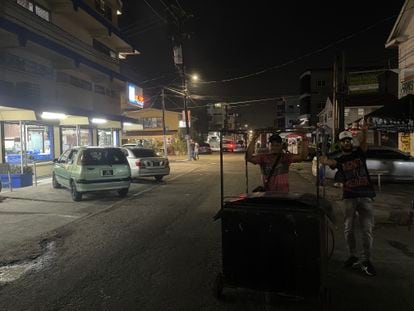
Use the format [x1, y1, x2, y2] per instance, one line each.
[220, 130, 224, 209]
[76, 124, 81, 146]
[244, 132, 249, 194]
[19, 121, 23, 174]
[33, 161, 37, 187]
[161, 89, 168, 158]
[183, 73, 191, 161]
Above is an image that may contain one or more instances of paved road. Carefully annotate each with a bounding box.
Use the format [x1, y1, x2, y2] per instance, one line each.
[0, 153, 413, 311]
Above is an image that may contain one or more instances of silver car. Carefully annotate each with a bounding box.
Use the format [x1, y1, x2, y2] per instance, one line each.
[121, 147, 170, 181]
[52, 147, 131, 201]
[313, 146, 414, 181]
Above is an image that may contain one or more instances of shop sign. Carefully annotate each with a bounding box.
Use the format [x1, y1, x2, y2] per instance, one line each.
[127, 83, 144, 108]
[348, 72, 379, 94]
[399, 133, 411, 153]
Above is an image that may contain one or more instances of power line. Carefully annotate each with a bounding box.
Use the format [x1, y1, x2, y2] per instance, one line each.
[199, 14, 399, 85]
[158, 0, 179, 23]
[142, 0, 168, 23]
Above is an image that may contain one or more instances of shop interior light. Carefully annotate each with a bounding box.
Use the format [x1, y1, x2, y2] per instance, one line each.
[123, 122, 133, 126]
[41, 112, 67, 120]
[91, 118, 107, 124]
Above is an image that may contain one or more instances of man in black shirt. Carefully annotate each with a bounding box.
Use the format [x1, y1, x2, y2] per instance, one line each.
[319, 128, 376, 276]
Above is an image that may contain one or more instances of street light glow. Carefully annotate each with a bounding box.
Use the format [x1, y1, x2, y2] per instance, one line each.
[191, 74, 199, 81]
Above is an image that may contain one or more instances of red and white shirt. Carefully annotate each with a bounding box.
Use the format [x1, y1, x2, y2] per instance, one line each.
[255, 152, 294, 193]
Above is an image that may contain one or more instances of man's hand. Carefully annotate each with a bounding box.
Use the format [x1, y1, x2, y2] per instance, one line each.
[319, 155, 337, 168]
[319, 155, 328, 165]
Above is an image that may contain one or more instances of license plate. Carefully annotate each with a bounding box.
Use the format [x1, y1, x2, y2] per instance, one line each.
[153, 162, 160, 166]
[102, 169, 113, 176]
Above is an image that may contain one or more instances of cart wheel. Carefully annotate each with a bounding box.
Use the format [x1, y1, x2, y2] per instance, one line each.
[214, 273, 224, 299]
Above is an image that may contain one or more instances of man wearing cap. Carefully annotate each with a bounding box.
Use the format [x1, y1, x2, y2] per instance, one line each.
[246, 132, 306, 193]
[319, 128, 376, 276]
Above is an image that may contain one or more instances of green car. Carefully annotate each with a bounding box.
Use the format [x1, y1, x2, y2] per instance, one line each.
[52, 146, 131, 201]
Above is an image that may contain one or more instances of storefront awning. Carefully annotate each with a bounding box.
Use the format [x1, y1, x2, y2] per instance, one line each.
[0, 106, 37, 121]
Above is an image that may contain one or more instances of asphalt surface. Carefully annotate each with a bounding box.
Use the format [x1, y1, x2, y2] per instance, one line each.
[0, 153, 413, 311]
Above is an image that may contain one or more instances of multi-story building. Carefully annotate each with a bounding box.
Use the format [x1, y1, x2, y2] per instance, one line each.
[274, 97, 300, 129]
[385, 0, 414, 155]
[299, 69, 333, 126]
[0, 0, 139, 174]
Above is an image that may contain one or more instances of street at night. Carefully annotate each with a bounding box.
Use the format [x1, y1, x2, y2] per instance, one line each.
[1, 0, 414, 310]
[0, 155, 413, 310]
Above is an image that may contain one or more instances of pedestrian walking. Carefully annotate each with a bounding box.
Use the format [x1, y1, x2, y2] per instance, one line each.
[319, 127, 377, 276]
[193, 142, 199, 160]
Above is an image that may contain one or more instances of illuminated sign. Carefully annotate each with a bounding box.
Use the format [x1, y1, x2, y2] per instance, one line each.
[127, 83, 144, 108]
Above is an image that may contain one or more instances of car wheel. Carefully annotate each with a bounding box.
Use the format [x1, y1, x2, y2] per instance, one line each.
[52, 173, 61, 189]
[118, 188, 129, 197]
[70, 180, 82, 201]
[155, 175, 163, 182]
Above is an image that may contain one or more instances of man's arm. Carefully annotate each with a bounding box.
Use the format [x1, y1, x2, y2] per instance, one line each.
[319, 155, 338, 168]
[246, 132, 260, 164]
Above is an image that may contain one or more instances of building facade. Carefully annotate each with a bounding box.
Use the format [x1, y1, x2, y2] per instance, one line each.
[0, 0, 138, 174]
[385, 0, 414, 155]
[122, 108, 182, 147]
[299, 69, 333, 126]
[274, 97, 300, 129]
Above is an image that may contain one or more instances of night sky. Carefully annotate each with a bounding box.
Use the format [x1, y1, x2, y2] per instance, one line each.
[120, 0, 405, 130]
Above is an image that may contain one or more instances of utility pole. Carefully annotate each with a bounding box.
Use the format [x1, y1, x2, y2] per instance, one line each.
[182, 65, 192, 161]
[161, 88, 168, 158]
[332, 57, 338, 141]
[338, 51, 346, 132]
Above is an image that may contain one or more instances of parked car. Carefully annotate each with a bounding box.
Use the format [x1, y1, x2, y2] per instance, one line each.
[121, 147, 170, 181]
[52, 147, 131, 201]
[312, 146, 414, 182]
[198, 143, 212, 154]
[222, 140, 245, 152]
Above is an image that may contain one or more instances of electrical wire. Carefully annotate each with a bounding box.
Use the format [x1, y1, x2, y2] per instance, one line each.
[158, 0, 179, 23]
[142, 0, 168, 23]
[198, 15, 399, 85]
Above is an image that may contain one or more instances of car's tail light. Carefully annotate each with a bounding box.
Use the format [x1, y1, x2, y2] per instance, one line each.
[135, 160, 141, 167]
[165, 159, 169, 166]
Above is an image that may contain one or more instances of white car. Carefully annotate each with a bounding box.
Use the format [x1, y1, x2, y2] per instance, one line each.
[312, 146, 414, 182]
[121, 147, 170, 181]
[52, 147, 131, 201]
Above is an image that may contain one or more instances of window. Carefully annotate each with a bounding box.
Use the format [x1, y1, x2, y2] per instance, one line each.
[17, 0, 34, 11]
[143, 117, 162, 129]
[4, 123, 53, 164]
[358, 108, 364, 116]
[35, 4, 50, 21]
[316, 80, 326, 88]
[16, 1, 50, 22]
[344, 108, 350, 117]
[61, 127, 91, 152]
[81, 148, 127, 165]
[94, 0, 112, 21]
[93, 39, 117, 59]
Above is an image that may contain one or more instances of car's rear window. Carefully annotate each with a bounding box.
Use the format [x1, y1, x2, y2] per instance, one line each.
[81, 148, 127, 165]
[131, 148, 157, 157]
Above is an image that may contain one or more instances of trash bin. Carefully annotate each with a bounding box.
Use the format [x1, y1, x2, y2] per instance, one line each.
[215, 192, 332, 303]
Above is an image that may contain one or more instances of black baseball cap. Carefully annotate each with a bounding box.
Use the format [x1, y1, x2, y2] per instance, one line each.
[268, 133, 282, 143]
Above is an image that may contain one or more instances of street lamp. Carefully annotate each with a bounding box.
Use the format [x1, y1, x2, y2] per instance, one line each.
[191, 74, 199, 82]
